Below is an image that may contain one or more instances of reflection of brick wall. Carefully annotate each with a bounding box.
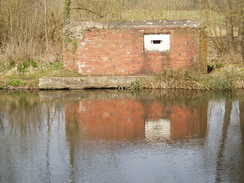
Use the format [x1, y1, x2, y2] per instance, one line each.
[65, 99, 207, 141]
[66, 99, 146, 140]
[144, 101, 170, 120]
[170, 105, 207, 139]
[64, 26, 207, 75]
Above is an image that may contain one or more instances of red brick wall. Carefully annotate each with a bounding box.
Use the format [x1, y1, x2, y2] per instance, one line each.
[63, 27, 207, 75]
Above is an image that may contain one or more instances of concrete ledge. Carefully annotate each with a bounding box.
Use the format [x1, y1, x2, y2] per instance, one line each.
[39, 76, 152, 90]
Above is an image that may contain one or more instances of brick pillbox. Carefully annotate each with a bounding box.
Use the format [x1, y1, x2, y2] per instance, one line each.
[63, 20, 207, 76]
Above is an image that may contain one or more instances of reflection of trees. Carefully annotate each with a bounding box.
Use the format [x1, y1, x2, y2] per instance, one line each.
[0, 91, 69, 183]
[211, 92, 244, 182]
[0, 91, 64, 135]
[0, 111, 3, 132]
[2, 90, 244, 182]
[241, 101, 244, 149]
[215, 100, 232, 182]
[0, 91, 42, 134]
[64, 90, 210, 181]
[240, 99, 244, 180]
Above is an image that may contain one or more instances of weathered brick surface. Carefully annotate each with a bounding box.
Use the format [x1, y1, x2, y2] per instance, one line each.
[63, 24, 207, 76]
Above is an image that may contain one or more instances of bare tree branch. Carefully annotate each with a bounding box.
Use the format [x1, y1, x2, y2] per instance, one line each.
[71, 7, 104, 18]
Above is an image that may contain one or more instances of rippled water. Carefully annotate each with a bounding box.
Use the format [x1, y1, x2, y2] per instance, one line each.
[0, 90, 244, 183]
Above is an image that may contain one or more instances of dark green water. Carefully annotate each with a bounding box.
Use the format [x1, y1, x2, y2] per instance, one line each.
[0, 90, 244, 183]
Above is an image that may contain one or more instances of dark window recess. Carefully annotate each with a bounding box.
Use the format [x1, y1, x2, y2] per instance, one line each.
[151, 40, 162, 44]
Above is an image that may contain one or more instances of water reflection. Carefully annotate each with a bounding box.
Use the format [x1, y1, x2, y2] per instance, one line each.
[65, 91, 207, 142]
[207, 99, 244, 183]
[0, 90, 244, 183]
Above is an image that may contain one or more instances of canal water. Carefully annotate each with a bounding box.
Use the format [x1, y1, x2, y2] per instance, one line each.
[0, 90, 244, 183]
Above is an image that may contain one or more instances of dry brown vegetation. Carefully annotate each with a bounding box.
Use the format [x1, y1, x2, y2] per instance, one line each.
[0, 0, 63, 63]
[0, 0, 243, 64]
[146, 65, 244, 90]
[0, 0, 243, 90]
[201, 0, 244, 63]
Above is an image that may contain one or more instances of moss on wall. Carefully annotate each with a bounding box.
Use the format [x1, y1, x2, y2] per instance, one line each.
[199, 29, 208, 73]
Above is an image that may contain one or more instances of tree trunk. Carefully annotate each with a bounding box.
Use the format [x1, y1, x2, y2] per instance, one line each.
[226, 0, 235, 52]
[44, 0, 49, 51]
[237, 10, 244, 61]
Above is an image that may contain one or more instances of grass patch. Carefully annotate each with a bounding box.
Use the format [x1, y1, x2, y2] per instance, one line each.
[9, 79, 21, 87]
[148, 65, 244, 90]
[0, 59, 243, 90]
[148, 70, 205, 90]
[129, 80, 143, 90]
[207, 75, 234, 90]
[17, 60, 38, 74]
[0, 60, 84, 89]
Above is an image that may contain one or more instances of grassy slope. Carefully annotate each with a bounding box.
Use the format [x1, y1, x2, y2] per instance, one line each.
[0, 62, 83, 89]
[0, 61, 244, 90]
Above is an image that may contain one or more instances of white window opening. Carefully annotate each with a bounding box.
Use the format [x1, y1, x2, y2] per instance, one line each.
[145, 119, 171, 141]
[144, 34, 170, 52]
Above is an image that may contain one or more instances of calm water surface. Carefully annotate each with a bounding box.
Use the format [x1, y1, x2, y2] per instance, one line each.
[0, 90, 244, 183]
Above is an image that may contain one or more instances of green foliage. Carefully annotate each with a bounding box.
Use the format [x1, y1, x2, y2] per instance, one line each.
[72, 39, 78, 54]
[9, 92, 22, 97]
[152, 68, 244, 91]
[3, 60, 16, 71]
[18, 95, 31, 107]
[199, 70, 241, 91]
[215, 62, 223, 69]
[10, 79, 21, 87]
[17, 64, 26, 73]
[9, 60, 16, 68]
[130, 80, 143, 90]
[17, 60, 38, 73]
[29, 60, 38, 67]
[64, 0, 71, 25]
[206, 72, 235, 91]
[63, 37, 78, 54]
[184, 71, 202, 82]
[64, 36, 72, 43]
[51, 62, 63, 68]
